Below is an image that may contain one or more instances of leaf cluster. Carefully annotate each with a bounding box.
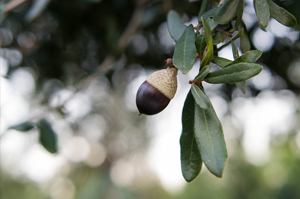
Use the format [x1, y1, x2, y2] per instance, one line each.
[167, 0, 297, 181]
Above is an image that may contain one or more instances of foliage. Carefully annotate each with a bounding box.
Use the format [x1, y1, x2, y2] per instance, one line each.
[167, 0, 297, 181]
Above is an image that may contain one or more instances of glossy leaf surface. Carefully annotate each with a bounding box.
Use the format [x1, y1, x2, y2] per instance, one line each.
[267, 0, 297, 27]
[194, 102, 227, 177]
[173, 25, 196, 74]
[213, 0, 243, 25]
[180, 91, 202, 182]
[195, 34, 206, 57]
[191, 85, 211, 109]
[254, 0, 270, 31]
[200, 17, 213, 68]
[205, 63, 263, 84]
[167, 10, 186, 41]
[195, 65, 211, 81]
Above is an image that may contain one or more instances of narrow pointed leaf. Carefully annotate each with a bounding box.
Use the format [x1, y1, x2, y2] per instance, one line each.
[180, 91, 202, 182]
[199, 7, 219, 21]
[198, 0, 210, 18]
[239, 21, 251, 53]
[213, 31, 227, 45]
[201, 17, 213, 68]
[173, 25, 196, 74]
[218, 28, 244, 51]
[9, 122, 35, 132]
[231, 40, 246, 94]
[194, 102, 227, 177]
[235, 1, 244, 30]
[191, 85, 211, 109]
[231, 40, 239, 60]
[205, 62, 263, 84]
[206, 18, 218, 31]
[38, 119, 58, 153]
[195, 65, 211, 81]
[167, 10, 187, 41]
[267, 0, 297, 27]
[196, 34, 207, 57]
[254, 0, 270, 31]
[213, 0, 243, 25]
[230, 50, 263, 65]
[212, 56, 232, 68]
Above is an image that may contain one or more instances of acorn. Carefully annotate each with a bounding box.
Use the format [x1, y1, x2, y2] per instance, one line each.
[136, 67, 178, 115]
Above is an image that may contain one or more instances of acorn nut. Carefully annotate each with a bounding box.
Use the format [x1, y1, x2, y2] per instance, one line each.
[136, 67, 178, 115]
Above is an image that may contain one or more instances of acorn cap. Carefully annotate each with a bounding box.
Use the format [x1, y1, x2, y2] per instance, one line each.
[136, 67, 178, 115]
[146, 67, 178, 100]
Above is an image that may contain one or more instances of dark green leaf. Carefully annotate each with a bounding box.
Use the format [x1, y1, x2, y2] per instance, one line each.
[201, 17, 213, 68]
[267, 0, 297, 27]
[206, 18, 218, 31]
[230, 50, 263, 65]
[195, 65, 211, 81]
[167, 10, 187, 41]
[199, 7, 219, 20]
[191, 85, 211, 109]
[213, 0, 244, 25]
[254, 0, 270, 31]
[173, 25, 196, 74]
[194, 102, 227, 177]
[9, 122, 35, 132]
[231, 40, 239, 60]
[189, 0, 201, 2]
[239, 21, 251, 53]
[231, 40, 246, 94]
[235, 1, 244, 30]
[198, 0, 210, 18]
[180, 91, 202, 182]
[196, 35, 207, 57]
[205, 62, 263, 84]
[38, 119, 58, 153]
[213, 31, 227, 45]
[212, 56, 232, 68]
[218, 28, 244, 51]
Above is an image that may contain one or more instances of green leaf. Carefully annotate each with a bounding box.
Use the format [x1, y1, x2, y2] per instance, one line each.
[235, 1, 244, 30]
[9, 122, 35, 132]
[205, 62, 263, 84]
[198, 0, 210, 18]
[231, 40, 246, 94]
[213, 0, 244, 25]
[239, 21, 251, 53]
[194, 101, 227, 177]
[231, 40, 239, 60]
[199, 7, 219, 20]
[195, 65, 211, 81]
[218, 28, 244, 51]
[254, 0, 270, 31]
[213, 31, 227, 45]
[189, 0, 201, 2]
[167, 10, 187, 42]
[38, 119, 58, 153]
[173, 25, 196, 74]
[191, 85, 211, 109]
[195, 34, 207, 57]
[201, 17, 213, 68]
[180, 91, 202, 182]
[267, 0, 297, 27]
[206, 18, 218, 31]
[230, 50, 263, 65]
[212, 56, 232, 68]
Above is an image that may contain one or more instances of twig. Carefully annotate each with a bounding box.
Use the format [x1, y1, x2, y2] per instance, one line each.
[4, 0, 28, 13]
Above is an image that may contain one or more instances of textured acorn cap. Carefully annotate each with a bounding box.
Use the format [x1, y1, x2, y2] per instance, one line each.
[146, 67, 178, 99]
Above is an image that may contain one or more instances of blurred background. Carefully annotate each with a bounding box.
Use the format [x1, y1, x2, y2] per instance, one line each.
[1, 0, 300, 198]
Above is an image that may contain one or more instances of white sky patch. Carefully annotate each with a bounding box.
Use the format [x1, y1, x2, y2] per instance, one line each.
[232, 90, 297, 165]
